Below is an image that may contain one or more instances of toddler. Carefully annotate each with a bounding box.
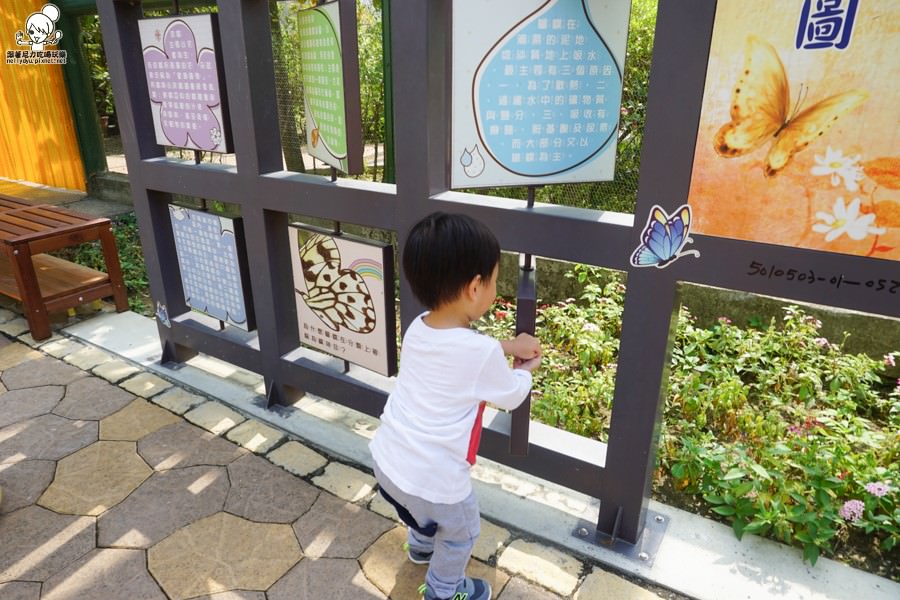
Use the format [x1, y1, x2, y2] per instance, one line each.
[370, 212, 540, 600]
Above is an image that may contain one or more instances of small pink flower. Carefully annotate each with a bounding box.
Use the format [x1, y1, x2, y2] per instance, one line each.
[864, 482, 890, 498]
[494, 310, 508, 320]
[885, 354, 897, 368]
[717, 316, 732, 325]
[814, 337, 830, 348]
[839, 499, 865, 522]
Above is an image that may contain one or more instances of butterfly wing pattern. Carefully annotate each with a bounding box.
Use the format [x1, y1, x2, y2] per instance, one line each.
[714, 36, 867, 177]
[630, 204, 700, 268]
[764, 89, 868, 176]
[297, 233, 377, 333]
[714, 36, 790, 159]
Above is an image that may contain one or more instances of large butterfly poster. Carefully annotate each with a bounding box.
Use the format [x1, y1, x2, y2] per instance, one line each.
[686, 0, 900, 262]
[288, 226, 397, 376]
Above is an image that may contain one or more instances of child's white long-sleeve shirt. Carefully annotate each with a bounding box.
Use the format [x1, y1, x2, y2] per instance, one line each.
[370, 313, 532, 504]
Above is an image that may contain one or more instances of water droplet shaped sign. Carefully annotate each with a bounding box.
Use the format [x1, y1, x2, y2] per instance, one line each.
[452, 0, 630, 188]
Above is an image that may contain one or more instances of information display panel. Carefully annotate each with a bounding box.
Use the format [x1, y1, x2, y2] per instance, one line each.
[139, 14, 232, 152]
[451, 0, 631, 188]
[169, 205, 254, 330]
[297, 0, 363, 174]
[289, 225, 396, 376]
[686, 0, 900, 263]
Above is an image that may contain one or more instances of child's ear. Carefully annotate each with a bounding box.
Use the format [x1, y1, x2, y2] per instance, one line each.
[465, 274, 483, 300]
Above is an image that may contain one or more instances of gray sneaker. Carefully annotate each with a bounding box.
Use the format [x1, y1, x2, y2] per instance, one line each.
[419, 576, 492, 600]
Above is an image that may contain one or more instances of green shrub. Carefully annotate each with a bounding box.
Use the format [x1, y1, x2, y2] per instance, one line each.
[54, 214, 151, 315]
[478, 265, 899, 573]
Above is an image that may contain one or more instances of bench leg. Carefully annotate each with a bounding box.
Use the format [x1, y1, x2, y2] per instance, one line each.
[99, 226, 129, 312]
[8, 246, 52, 340]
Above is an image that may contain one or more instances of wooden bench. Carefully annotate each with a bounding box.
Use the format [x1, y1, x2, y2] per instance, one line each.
[0, 204, 128, 340]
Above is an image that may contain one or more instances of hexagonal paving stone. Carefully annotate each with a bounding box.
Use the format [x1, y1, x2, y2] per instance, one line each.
[496, 540, 582, 597]
[148, 512, 301, 600]
[0, 581, 41, 600]
[268, 558, 386, 600]
[0, 505, 96, 583]
[119, 372, 172, 398]
[99, 465, 229, 548]
[0, 414, 98, 464]
[574, 566, 662, 600]
[225, 419, 284, 454]
[266, 440, 328, 477]
[499, 577, 565, 599]
[0, 386, 64, 428]
[0, 342, 42, 371]
[100, 398, 180, 441]
[0, 317, 30, 337]
[312, 462, 375, 503]
[53, 377, 136, 421]
[1, 357, 85, 389]
[189, 593, 266, 600]
[149, 387, 205, 415]
[291, 491, 393, 558]
[184, 401, 245, 435]
[63, 346, 112, 370]
[40, 338, 85, 359]
[92, 360, 140, 384]
[359, 527, 509, 600]
[39, 441, 152, 516]
[138, 422, 247, 471]
[0, 459, 55, 514]
[225, 454, 319, 523]
[41, 548, 166, 600]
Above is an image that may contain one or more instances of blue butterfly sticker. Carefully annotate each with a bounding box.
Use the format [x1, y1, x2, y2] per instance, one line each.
[630, 204, 700, 268]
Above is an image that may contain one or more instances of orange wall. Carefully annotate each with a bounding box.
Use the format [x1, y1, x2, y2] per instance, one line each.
[0, 0, 86, 191]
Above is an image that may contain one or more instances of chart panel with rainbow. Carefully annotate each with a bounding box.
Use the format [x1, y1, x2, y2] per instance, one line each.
[288, 225, 397, 376]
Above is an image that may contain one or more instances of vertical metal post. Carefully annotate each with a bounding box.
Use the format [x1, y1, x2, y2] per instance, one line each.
[510, 185, 538, 456]
[381, 0, 395, 183]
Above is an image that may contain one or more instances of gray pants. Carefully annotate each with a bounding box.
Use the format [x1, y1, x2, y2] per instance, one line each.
[374, 464, 481, 598]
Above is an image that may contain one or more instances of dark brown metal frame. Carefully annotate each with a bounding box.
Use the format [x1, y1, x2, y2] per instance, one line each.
[97, 0, 900, 548]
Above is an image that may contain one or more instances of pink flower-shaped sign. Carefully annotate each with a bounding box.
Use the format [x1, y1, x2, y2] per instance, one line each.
[142, 19, 224, 151]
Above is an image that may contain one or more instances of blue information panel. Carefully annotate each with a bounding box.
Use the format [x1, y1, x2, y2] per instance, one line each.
[452, 0, 630, 188]
[169, 205, 255, 331]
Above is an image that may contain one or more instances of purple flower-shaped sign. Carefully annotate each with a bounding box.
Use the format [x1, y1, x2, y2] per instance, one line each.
[142, 19, 224, 151]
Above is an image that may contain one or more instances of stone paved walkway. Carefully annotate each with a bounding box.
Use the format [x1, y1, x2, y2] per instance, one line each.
[0, 323, 668, 599]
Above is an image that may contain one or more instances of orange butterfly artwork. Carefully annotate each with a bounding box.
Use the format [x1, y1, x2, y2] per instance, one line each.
[686, 0, 899, 262]
[714, 36, 868, 177]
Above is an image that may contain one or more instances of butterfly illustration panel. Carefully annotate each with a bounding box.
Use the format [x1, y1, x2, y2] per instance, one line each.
[450, 0, 631, 188]
[169, 205, 255, 331]
[288, 225, 397, 376]
[686, 0, 900, 262]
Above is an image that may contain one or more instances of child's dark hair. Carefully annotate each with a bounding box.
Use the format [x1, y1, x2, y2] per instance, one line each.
[403, 212, 500, 309]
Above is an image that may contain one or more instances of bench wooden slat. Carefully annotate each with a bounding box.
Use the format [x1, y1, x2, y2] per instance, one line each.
[23, 206, 95, 226]
[0, 253, 108, 302]
[0, 202, 128, 339]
